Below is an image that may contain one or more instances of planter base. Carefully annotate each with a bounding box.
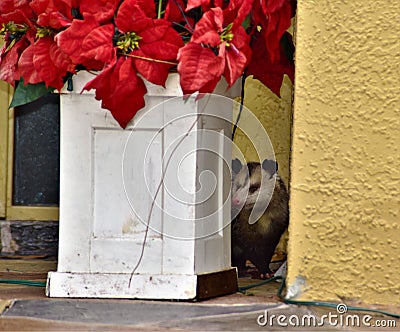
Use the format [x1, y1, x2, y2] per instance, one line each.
[46, 268, 238, 300]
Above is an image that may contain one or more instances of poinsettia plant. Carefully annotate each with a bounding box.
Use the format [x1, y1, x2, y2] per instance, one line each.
[0, 0, 295, 128]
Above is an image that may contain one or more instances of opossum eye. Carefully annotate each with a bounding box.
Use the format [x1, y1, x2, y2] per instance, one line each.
[249, 184, 260, 194]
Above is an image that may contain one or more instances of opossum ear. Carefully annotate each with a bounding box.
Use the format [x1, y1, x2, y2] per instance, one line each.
[232, 158, 243, 174]
[262, 159, 278, 177]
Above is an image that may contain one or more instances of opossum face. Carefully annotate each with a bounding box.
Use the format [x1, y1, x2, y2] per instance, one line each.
[231, 159, 277, 212]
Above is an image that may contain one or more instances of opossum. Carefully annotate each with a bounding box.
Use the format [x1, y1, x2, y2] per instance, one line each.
[231, 158, 289, 279]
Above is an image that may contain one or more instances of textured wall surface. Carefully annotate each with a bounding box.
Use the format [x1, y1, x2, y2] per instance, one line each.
[288, 0, 400, 304]
[233, 76, 293, 186]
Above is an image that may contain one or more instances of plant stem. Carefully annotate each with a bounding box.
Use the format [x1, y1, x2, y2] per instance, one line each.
[158, 0, 163, 19]
[121, 53, 177, 66]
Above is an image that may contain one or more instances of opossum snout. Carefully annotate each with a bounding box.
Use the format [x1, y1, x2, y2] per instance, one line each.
[232, 197, 242, 207]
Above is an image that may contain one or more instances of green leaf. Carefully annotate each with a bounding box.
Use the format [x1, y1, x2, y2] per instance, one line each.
[9, 78, 55, 108]
[241, 14, 251, 31]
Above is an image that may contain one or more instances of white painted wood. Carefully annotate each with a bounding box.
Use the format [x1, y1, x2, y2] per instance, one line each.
[93, 129, 162, 240]
[194, 96, 234, 274]
[90, 238, 162, 274]
[48, 72, 240, 299]
[47, 272, 197, 299]
[57, 94, 94, 273]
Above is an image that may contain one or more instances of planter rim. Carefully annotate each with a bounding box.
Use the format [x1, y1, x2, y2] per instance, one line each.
[61, 71, 241, 99]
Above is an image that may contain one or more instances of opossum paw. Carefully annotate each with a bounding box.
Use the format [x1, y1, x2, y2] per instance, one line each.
[259, 272, 275, 280]
[251, 271, 274, 279]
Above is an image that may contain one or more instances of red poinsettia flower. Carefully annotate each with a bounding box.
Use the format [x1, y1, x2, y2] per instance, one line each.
[115, 1, 183, 86]
[70, 0, 184, 128]
[177, 6, 251, 95]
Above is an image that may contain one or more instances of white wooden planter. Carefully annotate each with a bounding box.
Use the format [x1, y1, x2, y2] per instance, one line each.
[46, 72, 240, 299]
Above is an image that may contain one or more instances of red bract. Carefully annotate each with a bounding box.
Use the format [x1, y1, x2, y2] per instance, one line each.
[0, 0, 33, 25]
[18, 40, 42, 85]
[177, 42, 225, 94]
[165, 0, 184, 22]
[186, 0, 223, 11]
[252, 0, 294, 63]
[115, 1, 153, 34]
[165, 0, 195, 32]
[18, 34, 75, 90]
[83, 57, 147, 129]
[224, 0, 254, 28]
[79, 0, 120, 23]
[0, 37, 29, 86]
[34, 36, 75, 89]
[56, 15, 115, 70]
[178, 7, 251, 95]
[31, 0, 75, 29]
[129, 20, 184, 86]
[223, 27, 251, 86]
[247, 31, 294, 96]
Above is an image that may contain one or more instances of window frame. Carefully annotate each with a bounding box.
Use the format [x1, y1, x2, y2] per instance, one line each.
[1, 82, 59, 221]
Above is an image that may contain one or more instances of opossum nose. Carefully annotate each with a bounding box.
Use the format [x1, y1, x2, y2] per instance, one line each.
[232, 198, 242, 206]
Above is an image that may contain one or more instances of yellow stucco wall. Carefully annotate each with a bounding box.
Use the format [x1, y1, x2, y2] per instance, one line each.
[287, 0, 400, 305]
[232, 76, 293, 186]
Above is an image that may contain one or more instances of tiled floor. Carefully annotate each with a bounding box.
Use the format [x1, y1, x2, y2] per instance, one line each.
[0, 259, 399, 331]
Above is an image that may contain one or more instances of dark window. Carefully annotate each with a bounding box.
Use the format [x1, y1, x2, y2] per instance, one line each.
[12, 93, 60, 206]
